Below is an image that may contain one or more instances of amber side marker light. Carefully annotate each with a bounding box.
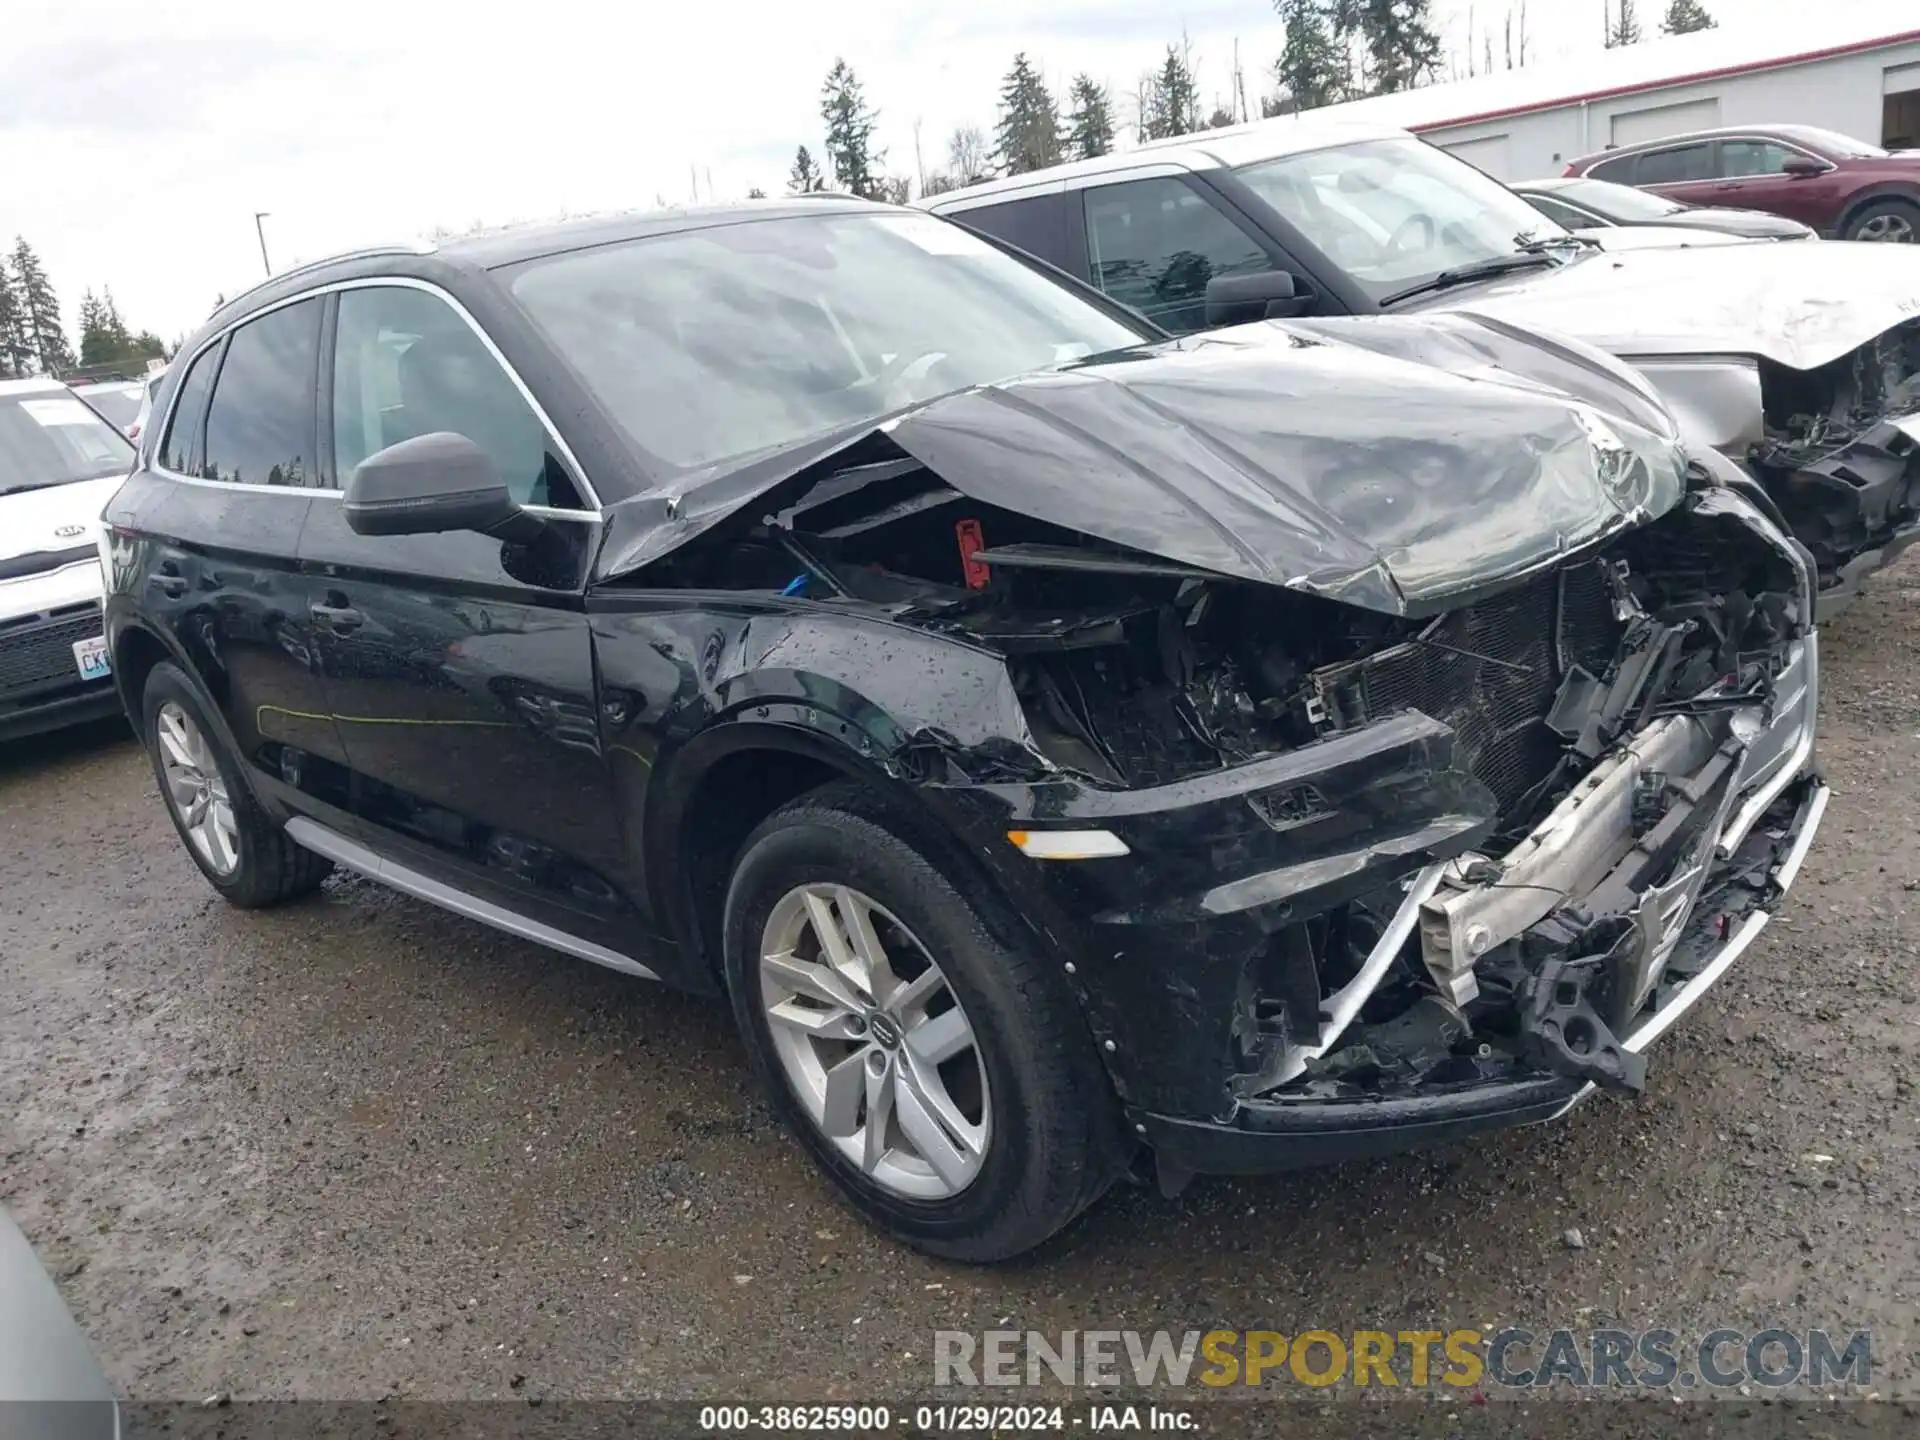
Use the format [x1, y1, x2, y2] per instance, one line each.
[1006, 829, 1131, 859]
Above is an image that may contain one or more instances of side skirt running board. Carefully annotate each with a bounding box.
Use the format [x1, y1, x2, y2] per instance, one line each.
[283, 817, 661, 982]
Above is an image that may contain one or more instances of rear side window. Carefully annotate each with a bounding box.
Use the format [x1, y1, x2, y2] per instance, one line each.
[1585, 153, 1638, 184]
[1634, 144, 1714, 185]
[953, 196, 1070, 268]
[159, 344, 220, 475]
[1081, 177, 1272, 333]
[330, 285, 583, 508]
[202, 298, 322, 487]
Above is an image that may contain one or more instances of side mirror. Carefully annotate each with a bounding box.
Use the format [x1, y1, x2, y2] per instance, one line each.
[1782, 155, 1826, 178]
[343, 432, 542, 543]
[1206, 271, 1311, 327]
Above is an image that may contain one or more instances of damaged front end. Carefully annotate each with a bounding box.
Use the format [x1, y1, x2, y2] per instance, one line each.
[1033, 481, 1826, 1183]
[1749, 318, 1920, 611]
[604, 319, 1827, 1183]
[637, 452, 1822, 1185]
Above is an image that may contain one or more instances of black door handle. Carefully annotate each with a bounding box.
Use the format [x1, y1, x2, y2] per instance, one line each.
[310, 601, 364, 634]
[149, 574, 188, 598]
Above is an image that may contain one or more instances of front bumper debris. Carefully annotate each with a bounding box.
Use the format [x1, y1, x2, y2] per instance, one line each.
[944, 483, 1827, 1180]
[1136, 772, 1826, 1177]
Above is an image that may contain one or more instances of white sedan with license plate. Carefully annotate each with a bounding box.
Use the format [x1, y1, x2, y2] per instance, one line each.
[0, 378, 134, 741]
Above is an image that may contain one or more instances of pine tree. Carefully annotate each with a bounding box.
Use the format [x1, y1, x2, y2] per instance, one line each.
[820, 59, 884, 200]
[78, 290, 113, 368]
[1661, 0, 1715, 34]
[994, 54, 1063, 175]
[1274, 0, 1350, 111]
[101, 288, 134, 357]
[0, 261, 30, 379]
[1142, 42, 1201, 141]
[788, 145, 825, 193]
[1065, 75, 1114, 160]
[9, 239, 74, 376]
[1347, 0, 1443, 94]
[0, 266, 24, 379]
[1606, 0, 1644, 48]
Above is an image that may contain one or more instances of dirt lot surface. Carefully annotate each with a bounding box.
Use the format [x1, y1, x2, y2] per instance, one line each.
[4, 559, 1919, 1415]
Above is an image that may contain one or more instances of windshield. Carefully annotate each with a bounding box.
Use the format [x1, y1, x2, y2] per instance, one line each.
[1233, 137, 1571, 304]
[1777, 125, 1886, 159]
[76, 384, 141, 429]
[1562, 179, 1686, 220]
[508, 211, 1151, 471]
[0, 391, 135, 495]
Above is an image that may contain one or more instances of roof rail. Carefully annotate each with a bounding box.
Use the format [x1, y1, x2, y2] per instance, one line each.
[207, 242, 434, 320]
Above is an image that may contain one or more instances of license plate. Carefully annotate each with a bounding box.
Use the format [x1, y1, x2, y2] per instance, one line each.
[72, 635, 111, 681]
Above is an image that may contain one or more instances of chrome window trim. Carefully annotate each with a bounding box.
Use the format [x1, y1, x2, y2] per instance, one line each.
[148, 275, 602, 517]
[931, 160, 1198, 213]
[1606, 134, 1834, 185]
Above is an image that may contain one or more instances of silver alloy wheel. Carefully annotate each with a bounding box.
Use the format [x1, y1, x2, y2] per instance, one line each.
[1854, 211, 1916, 242]
[155, 700, 240, 876]
[758, 883, 991, 1199]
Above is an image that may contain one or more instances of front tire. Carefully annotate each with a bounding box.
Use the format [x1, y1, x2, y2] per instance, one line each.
[142, 661, 331, 907]
[722, 783, 1120, 1260]
[1843, 198, 1919, 243]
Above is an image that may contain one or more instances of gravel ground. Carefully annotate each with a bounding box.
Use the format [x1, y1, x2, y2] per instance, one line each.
[3, 557, 1918, 1411]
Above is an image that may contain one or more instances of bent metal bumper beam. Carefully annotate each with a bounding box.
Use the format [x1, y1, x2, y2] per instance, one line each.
[1423, 632, 1817, 996]
[1136, 774, 1830, 1177]
[1267, 633, 1818, 1088]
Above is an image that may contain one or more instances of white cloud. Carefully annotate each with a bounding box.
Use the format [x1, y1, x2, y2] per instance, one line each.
[0, 0, 1900, 344]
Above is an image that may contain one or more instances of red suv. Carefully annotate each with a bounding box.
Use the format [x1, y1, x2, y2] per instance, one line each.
[1565, 124, 1920, 243]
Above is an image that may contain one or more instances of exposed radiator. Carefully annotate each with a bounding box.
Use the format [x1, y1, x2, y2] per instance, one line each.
[1310, 559, 1622, 813]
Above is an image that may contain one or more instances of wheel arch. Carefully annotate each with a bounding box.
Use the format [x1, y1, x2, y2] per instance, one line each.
[1836, 183, 1920, 236]
[645, 709, 1058, 996]
[110, 621, 170, 721]
[111, 619, 264, 808]
[646, 718, 906, 989]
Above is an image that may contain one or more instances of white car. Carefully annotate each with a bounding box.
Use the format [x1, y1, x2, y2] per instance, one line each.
[0, 378, 135, 739]
[69, 379, 146, 436]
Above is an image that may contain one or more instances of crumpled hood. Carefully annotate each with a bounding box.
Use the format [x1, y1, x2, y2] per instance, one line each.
[1421, 240, 1920, 370]
[596, 316, 1687, 617]
[0, 475, 120, 564]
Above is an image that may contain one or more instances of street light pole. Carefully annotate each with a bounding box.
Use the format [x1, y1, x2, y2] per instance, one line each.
[253, 212, 272, 276]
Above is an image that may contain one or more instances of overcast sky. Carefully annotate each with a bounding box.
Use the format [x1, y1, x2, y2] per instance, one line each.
[0, 0, 1897, 345]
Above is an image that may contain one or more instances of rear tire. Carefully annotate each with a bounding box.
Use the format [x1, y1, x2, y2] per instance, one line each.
[722, 782, 1120, 1260]
[1842, 198, 1919, 243]
[142, 661, 331, 908]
